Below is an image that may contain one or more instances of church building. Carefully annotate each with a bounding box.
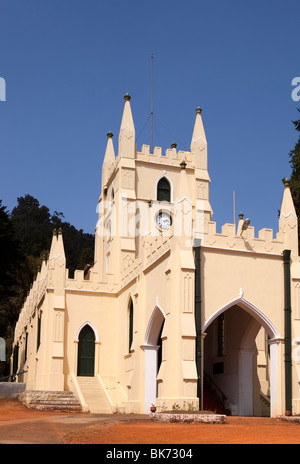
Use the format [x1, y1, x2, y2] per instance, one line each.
[12, 94, 300, 417]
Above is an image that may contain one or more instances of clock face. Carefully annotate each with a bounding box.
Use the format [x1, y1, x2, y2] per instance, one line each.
[156, 211, 172, 230]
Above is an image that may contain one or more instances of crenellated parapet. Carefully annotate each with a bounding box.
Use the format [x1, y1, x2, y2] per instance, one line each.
[203, 218, 285, 255]
[136, 144, 193, 169]
[14, 262, 48, 340]
[65, 269, 118, 293]
[120, 234, 171, 287]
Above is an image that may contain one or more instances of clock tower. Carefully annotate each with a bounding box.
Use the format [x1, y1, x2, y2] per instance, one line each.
[92, 93, 213, 412]
[94, 93, 213, 285]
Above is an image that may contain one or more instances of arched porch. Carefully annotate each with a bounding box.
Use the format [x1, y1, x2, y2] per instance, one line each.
[141, 304, 166, 413]
[202, 297, 282, 417]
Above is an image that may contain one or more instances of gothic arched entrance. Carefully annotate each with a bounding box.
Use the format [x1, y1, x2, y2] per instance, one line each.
[142, 305, 166, 413]
[77, 324, 96, 377]
[202, 297, 281, 417]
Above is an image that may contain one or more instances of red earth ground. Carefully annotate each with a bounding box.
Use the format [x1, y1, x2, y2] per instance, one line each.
[0, 398, 300, 444]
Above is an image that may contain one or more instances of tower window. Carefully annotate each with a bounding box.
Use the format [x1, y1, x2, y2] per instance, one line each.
[157, 177, 171, 202]
[218, 313, 225, 357]
[24, 332, 28, 362]
[37, 312, 42, 351]
[129, 299, 134, 353]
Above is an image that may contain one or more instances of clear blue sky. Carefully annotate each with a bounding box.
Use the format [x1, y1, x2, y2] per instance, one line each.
[0, 0, 299, 236]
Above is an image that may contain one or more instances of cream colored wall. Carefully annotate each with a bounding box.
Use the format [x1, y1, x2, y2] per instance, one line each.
[201, 248, 284, 337]
[135, 162, 194, 202]
[65, 291, 117, 377]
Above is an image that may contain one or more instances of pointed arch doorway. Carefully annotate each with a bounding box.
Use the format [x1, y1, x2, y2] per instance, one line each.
[202, 297, 281, 417]
[77, 324, 96, 377]
[142, 305, 166, 413]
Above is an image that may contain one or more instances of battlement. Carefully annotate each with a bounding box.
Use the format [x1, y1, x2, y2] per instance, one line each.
[65, 268, 118, 293]
[136, 144, 193, 168]
[203, 219, 285, 254]
[120, 234, 171, 288]
[14, 267, 48, 339]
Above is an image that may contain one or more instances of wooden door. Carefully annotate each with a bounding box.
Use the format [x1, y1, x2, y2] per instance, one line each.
[77, 325, 95, 377]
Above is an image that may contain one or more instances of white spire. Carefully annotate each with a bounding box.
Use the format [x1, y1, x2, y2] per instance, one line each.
[118, 93, 135, 158]
[176, 160, 191, 203]
[191, 107, 207, 170]
[279, 178, 298, 255]
[102, 131, 115, 188]
[49, 229, 58, 260]
[280, 178, 297, 219]
[56, 228, 65, 259]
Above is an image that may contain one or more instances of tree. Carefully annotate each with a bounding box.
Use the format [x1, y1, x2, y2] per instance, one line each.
[0, 201, 23, 298]
[11, 194, 53, 258]
[288, 109, 300, 244]
[0, 201, 24, 377]
[0, 195, 94, 377]
[11, 194, 94, 276]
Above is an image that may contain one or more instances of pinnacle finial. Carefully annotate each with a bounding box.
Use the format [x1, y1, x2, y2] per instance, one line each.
[53, 229, 57, 236]
[58, 228, 63, 235]
[171, 142, 177, 149]
[124, 93, 131, 101]
[239, 212, 244, 220]
[196, 107, 202, 115]
[283, 177, 290, 188]
[180, 160, 187, 170]
[107, 131, 113, 138]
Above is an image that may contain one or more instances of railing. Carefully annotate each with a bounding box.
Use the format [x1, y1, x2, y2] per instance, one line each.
[0, 370, 27, 382]
[204, 370, 228, 402]
[260, 391, 271, 405]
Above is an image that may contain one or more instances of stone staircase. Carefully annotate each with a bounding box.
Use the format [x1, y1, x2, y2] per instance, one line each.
[260, 393, 270, 417]
[18, 390, 82, 413]
[76, 376, 113, 414]
[203, 372, 231, 415]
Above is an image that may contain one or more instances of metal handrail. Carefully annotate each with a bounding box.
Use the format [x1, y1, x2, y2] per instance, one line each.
[204, 370, 228, 401]
[0, 370, 27, 382]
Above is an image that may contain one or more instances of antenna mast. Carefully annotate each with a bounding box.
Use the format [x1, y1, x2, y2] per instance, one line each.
[151, 53, 153, 154]
[233, 190, 236, 229]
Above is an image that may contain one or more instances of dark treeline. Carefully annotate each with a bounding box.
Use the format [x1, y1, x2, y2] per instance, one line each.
[0, 194, 94, 377]
[288, 108, 300, 236]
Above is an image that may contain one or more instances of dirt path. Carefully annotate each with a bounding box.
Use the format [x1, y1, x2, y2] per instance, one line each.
[0, 399, 300, 444]
[63, 416, 300, 445]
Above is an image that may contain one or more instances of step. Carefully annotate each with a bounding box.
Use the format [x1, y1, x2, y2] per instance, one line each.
[18, 390, 82, 413]
[26, 402, 82, 412]
[76, 376, 113, 414]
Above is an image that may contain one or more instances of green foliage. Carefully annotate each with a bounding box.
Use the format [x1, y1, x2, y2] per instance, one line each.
[11, 194, 94, 275]
[0, 195, 94, 375]
[288, 109, 300, 236]
[0, 201, 23, 298]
